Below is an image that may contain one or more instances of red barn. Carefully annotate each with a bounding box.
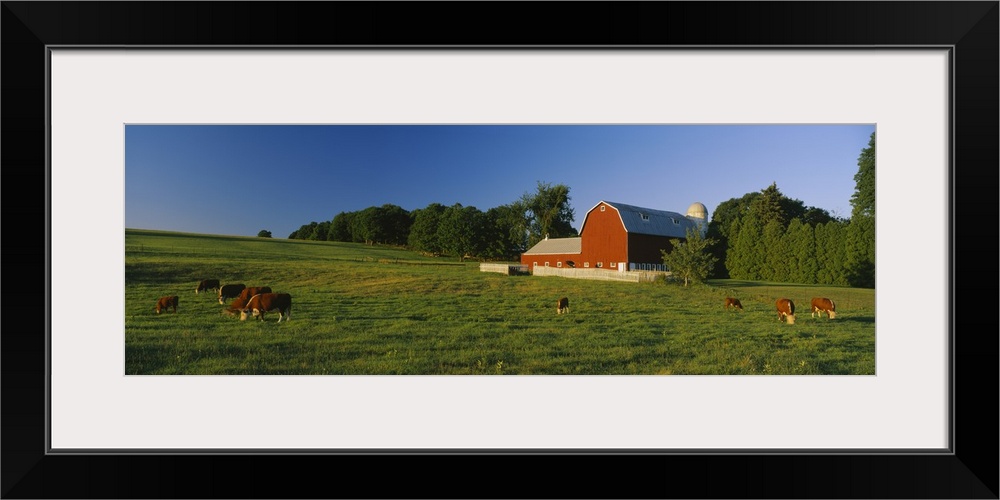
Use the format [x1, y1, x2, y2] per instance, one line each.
[521, 200, 708, 272]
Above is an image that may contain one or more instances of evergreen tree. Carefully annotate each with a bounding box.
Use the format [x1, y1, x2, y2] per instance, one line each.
[815, 221, 849, 285]
[729, 215, 764, 280]
[786, 219, 817, 284]
[761, 219, 788, 282]
[801, 206, 834, 226]
[845, 215, 876, 287]
[706, 193, 758, 278]
[661, 228, 718, 286]
[709, 185, 819, 279]
[850, 132, 877, 219]
[845, 131, 877, 288]
[724, 218, 747, 279]
[750, 182, 787, 227]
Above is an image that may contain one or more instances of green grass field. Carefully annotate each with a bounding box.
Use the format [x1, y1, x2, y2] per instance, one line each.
[125, 229, 876, 375]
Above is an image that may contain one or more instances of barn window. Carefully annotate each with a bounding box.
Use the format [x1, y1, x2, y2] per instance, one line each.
[641, 214, 649, 221]
[584, 262, 590, 268]
[545, 262, 550, 267]
[610, 262, 617, 268]
[600, 205, 606, 212]
[533, 261, 538, 267]
[597, 262, 603, 268]
[671, 217, 679, 224]
[557, 261, 562, 268]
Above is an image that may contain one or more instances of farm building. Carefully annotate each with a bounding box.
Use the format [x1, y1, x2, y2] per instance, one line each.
[520, 200, 708, 272]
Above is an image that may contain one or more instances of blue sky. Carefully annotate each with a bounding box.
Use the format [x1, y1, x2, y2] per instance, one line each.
[125, 124, 875, 238]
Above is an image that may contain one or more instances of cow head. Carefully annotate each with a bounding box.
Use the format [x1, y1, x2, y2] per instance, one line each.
[239, 308, 262, 321]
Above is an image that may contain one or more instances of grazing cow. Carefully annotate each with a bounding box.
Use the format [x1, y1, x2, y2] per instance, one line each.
[221, 296, 249, 317]
[811, 297, 837, 319]
[238, 286, 273, 301]
[724, 297, 744, 311]
[218, 284, 247, 304]
[195, 279, 220, 294]
[155, 295, 179, 314]
[240, 293, 292, 322]
[557, 297, 570, 315]
[776, 298, 796, 324]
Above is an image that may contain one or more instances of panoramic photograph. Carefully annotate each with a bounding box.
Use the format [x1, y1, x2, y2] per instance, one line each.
[124, 124, 877, 375]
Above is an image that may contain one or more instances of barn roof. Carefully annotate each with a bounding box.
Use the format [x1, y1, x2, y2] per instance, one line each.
[584, 201, 700, 238]
[521, 237, 582, 255]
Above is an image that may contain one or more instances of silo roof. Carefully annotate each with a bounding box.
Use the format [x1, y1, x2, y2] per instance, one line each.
[584, 201, 699, 238]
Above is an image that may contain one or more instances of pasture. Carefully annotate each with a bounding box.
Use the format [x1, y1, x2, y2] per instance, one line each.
[125, 229, 876, 375]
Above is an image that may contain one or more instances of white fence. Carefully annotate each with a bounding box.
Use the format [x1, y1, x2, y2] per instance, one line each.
[479, 263, 531, 275]
[530, 265, 671, 283]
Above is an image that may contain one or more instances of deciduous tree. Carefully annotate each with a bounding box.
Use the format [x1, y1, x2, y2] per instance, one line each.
[437, 203, 486, 261]
[521, 181, 577, 248]
[407, 203, 447, 255]
[661, 228, 718, 287]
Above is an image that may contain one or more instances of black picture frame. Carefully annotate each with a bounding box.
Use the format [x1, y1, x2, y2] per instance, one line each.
[3, 2, 997, 498]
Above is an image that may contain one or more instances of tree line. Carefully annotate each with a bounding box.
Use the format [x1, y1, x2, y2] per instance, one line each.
[287, 182, 578, 262]
[670, 131, 876, 288]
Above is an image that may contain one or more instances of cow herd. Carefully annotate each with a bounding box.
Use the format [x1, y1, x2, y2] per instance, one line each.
[549, 293, 839, 324]
[722, 295, 838, 325]
[153, 279, 292, 323]
[167, 280, 836, 328]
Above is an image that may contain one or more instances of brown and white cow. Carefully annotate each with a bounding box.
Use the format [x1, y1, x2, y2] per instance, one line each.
[811, 297, 837, 319]
[221, 296, 249, 317]
[195, 279, 220, 294]
[155, 295, 179, 314]
[238, 286, 273, 301]
[557, 297, 570, 315]
[218, 284, 247, 304]
[724, 297, 743, 311]
[240, 293, 292, 322]
[776, 298, 795, 324]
